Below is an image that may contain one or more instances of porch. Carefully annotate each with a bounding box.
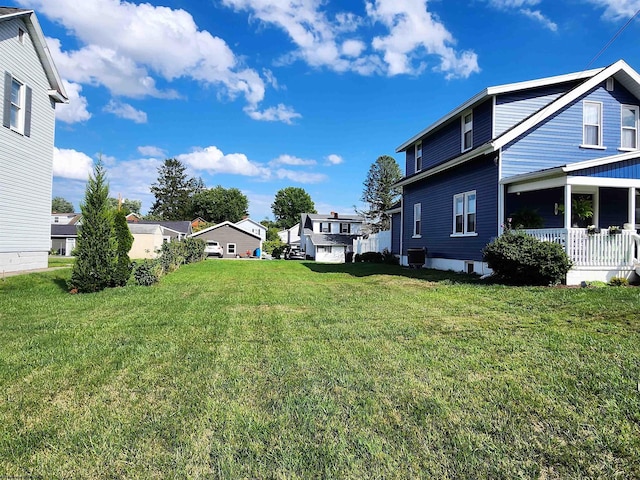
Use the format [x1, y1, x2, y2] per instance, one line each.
[524, 227, 640, 283]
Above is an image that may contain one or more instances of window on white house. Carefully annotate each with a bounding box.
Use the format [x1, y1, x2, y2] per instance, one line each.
[413, 203, 421, 237]
[227, 243, 236, 255]
[583, 101, 603, 147]
[621, 105, 638, 150]
[462, 111, 473, 151]
[3, 72, 32, 136]
[453, 191, 476, 235]
[340, 223, 350, 233]
[319, 222, 330, 233]
[415, 142, 422, 172]
[18, 28, 25, 44]
[317, 246, 332, 253]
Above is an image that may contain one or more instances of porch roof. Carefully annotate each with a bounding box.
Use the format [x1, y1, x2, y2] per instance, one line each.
[502, 150, 640, 193]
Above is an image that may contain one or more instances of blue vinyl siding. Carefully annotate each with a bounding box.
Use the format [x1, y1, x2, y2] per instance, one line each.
[573, 157, 640, 178]
[505, 188, 564, 228]
[494, 83, 578, 137]
[598, 188, 629, 228]
[502, 81, 640, 178]
[391, 212, 401, 254]
[402, 155, 498, 262]
[404, 99, 493, 176]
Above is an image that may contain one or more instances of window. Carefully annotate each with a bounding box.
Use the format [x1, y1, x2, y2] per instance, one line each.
[462, 111, 473, 151]
[18, 28, 24, 44]
[319, 222, 330, 233]
[317, 246, 332, 253]
[453, 191, 476, 235]
[413, 203, 421, 237]
[54, 216, 59, 223]
[583, 101, 603, 147]
[621, 105, 638, 150]
[415, 142, 422, 172]
[227, 243, 236, 255]
[3, 72, 32, 136]
[340, 223, 350, 234]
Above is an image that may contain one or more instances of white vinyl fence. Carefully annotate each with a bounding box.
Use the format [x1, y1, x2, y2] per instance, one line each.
[353, 230, 392, 255]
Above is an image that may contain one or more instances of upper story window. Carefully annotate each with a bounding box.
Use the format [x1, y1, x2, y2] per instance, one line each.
[18, 28, 25, 44]
[462, 111, 473, 152]
[453, 191, 476, 236]
[319, 222, 330, 233]
[413, 203, 421, 238]
[415, 142, 422, 172]
[340, 223, 350, 234]
[583, 101, 603, 148]
[621, 105, 638, 150]
[3, 72, 32, 137]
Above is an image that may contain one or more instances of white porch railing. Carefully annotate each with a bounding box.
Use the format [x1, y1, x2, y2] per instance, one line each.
[353, 230, 392, 255]
[523, 228, 640, 267]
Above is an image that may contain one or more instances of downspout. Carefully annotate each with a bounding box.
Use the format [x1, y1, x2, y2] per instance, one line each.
[400, 188, 404, 266]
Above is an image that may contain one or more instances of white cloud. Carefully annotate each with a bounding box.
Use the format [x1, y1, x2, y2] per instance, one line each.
[586, 0, 640, 20]
[223, 0, 478, 79]
[270, 154, 316, 166]
[366, 0, 480, 78]
[273, 169, 328, 184]
[325, 154, 344, 165]
[55, 80, 91, 124]
[177, 146, 268, 177]
[53, 147, 94, 180]
[21, 0, 298, 122]
[104, 100, 148, 123]
[137, 146, 167, 158]
[244, 104, 302, 124]
[487, 1, 558, 31]
[520, 8, 558, 31]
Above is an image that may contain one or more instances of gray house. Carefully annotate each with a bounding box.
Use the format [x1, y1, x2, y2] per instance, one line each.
[0, 8, 67, 273]
[190, 221, 262, 258]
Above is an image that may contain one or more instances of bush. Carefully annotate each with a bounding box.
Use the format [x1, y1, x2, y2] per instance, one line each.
[182, 237, 206, 264]
[263, 239, 285, 255]
[112, 210, 133, 287]
[482, 230, 572, 286]
[158, 241, 186, 273]
[609, 276, 629, 287]
[131, 259, 163, 286]
[272, 245, 286, 259]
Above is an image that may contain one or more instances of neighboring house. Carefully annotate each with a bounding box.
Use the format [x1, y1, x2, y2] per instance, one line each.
[50, 224, 77, 256]
[299, 212, 364, 263]
[0, 8, 68, 273]
[235, 217, 267, 242]
[190, 221, 262, 258]
[132, 220, 192, 239]
[277, 222, 300, 246]
[191, 217, 207, 230]
[128, 223, 166, 259]
[51, 212, 81, 224]
[394, 59, 640, 284]
[125, 212, 142, 222]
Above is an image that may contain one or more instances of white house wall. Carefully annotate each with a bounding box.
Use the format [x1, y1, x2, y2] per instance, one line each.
[316, 246, 346, 263]
[0, 17, 57, 272]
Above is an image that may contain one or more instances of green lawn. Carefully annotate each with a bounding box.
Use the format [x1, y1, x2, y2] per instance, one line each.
[1, 261, 639, 478]
[47, 256, 75, 268]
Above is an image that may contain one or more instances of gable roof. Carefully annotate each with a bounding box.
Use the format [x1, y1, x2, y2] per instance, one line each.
[235, 217, 267, 230]
[189, 221, 262, 239]
[0, 9, 68, 102]
[135, 220, 192, 235]
[51, 224, 77, 237]
[396, 60, 639, 153]
[395, 60, 640, 188]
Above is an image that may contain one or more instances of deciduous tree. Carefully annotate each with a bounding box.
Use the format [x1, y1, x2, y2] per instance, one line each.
[191, 186, 249, 224]
[107, 197, 142, 215]
[52, 196, 74, 213]
[272, 187, 316, 229]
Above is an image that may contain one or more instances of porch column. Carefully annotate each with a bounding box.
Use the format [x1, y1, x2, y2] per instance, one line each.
[564, 184, 572, 228]
[629, 187, 636, 227]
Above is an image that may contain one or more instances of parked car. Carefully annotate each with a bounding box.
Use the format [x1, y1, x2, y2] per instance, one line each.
[286, 248, 306, 260]
[204, 240, 223, 257]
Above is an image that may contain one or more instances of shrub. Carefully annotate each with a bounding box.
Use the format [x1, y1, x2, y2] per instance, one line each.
[382, 248, 399, 265]
[131, 259, 163, 286]
[358, 251, 384, 263]
[112, 210, 134, 287]
[263, 239, 285, 255]
[609, 276, 629, 287]
[182, 237, 206, 264]
[482, 230, 572, 286]
[158, 241, 186, 273]
[272, 245, 286, 259]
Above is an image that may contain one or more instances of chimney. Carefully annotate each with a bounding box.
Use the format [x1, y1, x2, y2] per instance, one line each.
[331, 211, 338, 219]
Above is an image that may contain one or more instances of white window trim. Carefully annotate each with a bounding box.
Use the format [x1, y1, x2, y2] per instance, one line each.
[620, 104, 639, 151]
[461, 110, 473, 152]
[415, 142, 422, 172]
[451, 191, 478, 237]
[9, 77, 24, 133]
[227, 243, 236, 255]
[581, 100, 603, 148]
[413, 203, 421, 238]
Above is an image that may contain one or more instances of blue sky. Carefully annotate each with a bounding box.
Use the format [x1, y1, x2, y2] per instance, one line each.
[11, 0, 640, 220]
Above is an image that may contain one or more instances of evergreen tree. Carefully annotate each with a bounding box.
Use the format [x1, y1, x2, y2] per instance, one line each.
[359, 155, 402, 233]
[112, 209, 133, 287]
[272, 187, 316, 229]
[70, 162, 116, 293]
[149, 158, 197, 220]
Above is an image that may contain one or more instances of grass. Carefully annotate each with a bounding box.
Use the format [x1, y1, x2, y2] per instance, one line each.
[47, 256, 75, 268]
[1, 260, 639, 478]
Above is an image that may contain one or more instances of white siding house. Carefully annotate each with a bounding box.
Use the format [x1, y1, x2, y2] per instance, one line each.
[235, 217, 267, 242]
[299, 213, 364, 263]
[0, 8, 67, 273]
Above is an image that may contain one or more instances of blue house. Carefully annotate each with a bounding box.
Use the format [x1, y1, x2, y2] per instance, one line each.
[393, 60, 640, 284]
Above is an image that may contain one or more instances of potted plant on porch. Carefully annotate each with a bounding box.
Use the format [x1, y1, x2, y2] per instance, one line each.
[608, 225, 622, 235]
